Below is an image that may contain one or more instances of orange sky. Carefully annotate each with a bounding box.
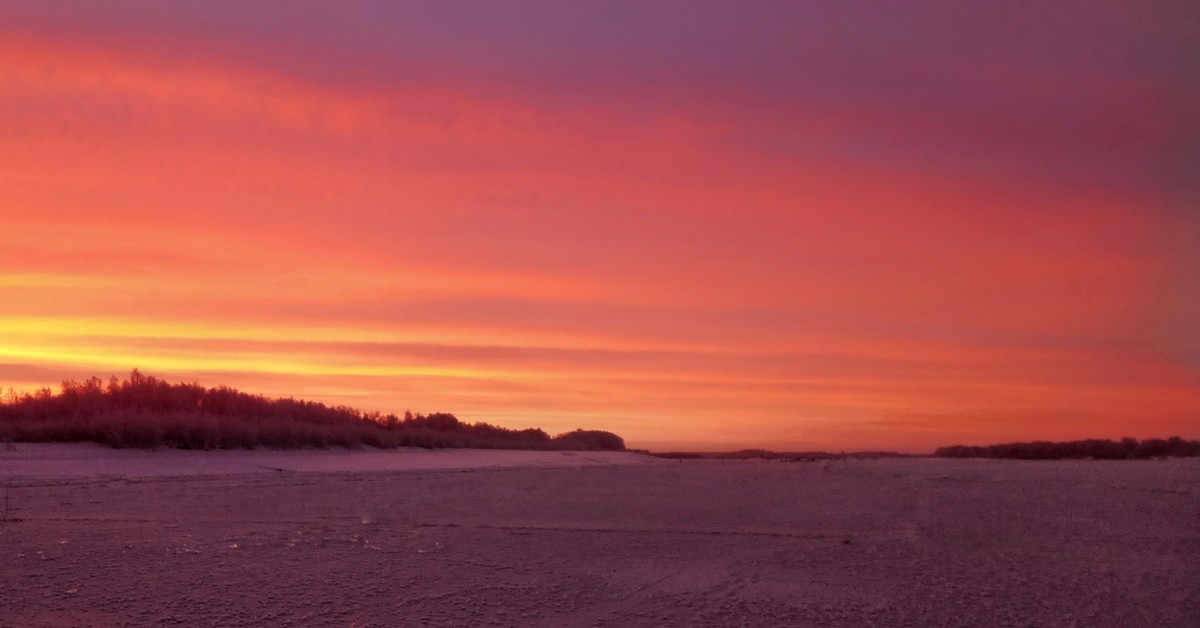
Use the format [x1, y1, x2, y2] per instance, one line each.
[1, 3, 1197, 451]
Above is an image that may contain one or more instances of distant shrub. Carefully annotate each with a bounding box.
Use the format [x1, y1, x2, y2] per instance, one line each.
[0, 370, 625, 452]
[651, 450, 911, 461]
[935, 437, 1200, 460]
[552, 429, 625, 451]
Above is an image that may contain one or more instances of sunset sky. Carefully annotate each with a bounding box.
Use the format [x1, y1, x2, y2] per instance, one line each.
[1, 2, 1197, 451]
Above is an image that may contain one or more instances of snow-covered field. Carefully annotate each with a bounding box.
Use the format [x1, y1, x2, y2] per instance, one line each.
[0, 445, 1196, 626]
[0, 443, 654, 478]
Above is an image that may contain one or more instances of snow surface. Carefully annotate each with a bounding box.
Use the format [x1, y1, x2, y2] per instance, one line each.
[0, 443, 656, 478]
[0, 445, 1196, 626]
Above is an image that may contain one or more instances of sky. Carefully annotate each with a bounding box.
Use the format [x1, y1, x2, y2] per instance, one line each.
[0, 1, 1197, 451]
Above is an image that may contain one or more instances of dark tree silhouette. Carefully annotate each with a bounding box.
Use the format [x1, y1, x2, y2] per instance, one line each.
[935, 437, 1200, 460]
[0, 370, 625, 452]
[552, 429, 626, 451]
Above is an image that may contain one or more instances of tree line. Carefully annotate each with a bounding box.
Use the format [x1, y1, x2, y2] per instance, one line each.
[0, 370, 624, 451]
[935, 437, 1199, 460]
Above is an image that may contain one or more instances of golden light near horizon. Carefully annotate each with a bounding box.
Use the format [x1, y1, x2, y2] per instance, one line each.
[1, 2, 1198, 451]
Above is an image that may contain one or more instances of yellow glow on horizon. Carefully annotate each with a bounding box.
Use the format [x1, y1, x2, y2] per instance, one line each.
[0, 315, 722, 354]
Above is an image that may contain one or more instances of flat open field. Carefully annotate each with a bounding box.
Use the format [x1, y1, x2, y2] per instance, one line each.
[1, 445, 1196, 626]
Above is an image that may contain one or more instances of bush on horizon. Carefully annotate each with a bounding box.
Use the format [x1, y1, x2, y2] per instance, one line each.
[935, 437, 1200, 460]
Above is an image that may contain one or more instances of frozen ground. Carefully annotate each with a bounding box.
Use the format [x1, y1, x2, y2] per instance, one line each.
[0, 443, 653, 477]
[0, 445, 1196, 627]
